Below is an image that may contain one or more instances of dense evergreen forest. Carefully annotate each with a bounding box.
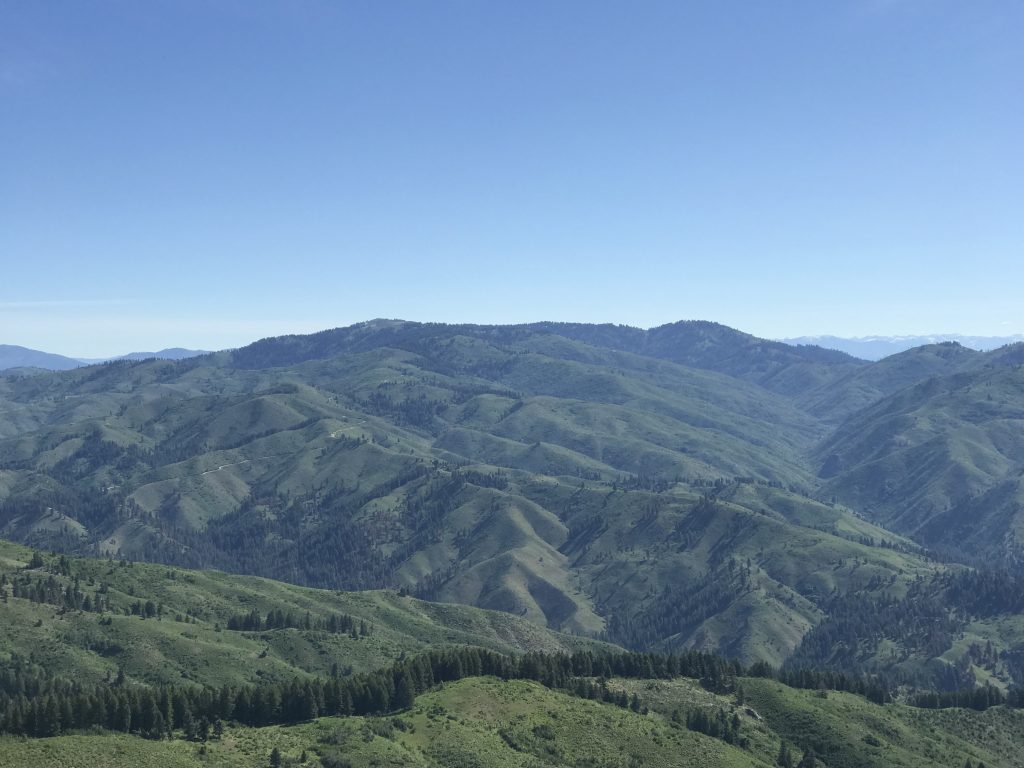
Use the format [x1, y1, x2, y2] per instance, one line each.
[3, 643, 1016, 747]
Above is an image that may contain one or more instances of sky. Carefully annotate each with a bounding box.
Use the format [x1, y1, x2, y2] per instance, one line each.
[2, 1, 1022, 357]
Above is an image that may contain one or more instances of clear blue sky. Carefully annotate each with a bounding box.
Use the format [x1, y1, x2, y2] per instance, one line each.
[2, 1, 1021, 356]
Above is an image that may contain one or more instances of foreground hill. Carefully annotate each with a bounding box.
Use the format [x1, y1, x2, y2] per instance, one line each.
[0, 541, 605, 688]
[3, 672, 1020, 767]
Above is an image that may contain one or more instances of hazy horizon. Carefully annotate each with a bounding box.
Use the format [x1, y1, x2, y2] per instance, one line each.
[3, 320, 1024, 362]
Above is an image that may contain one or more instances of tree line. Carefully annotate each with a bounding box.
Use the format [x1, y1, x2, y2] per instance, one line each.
[225, 608, 369, 637]
[0, 647, 741, 740]
[4, 643, 1015, 749]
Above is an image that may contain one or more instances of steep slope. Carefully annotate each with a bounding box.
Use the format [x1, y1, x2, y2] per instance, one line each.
[799, 342, 983, 424]
[785, 566, 1024, 692]
[817, 360, 1024, 562]
[542, 481, 933, 666]
[815, 356, 1024, 565]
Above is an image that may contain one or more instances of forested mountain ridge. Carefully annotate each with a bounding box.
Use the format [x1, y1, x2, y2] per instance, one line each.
[2, 320, 1024, 688]
[221, 318, 865, 398]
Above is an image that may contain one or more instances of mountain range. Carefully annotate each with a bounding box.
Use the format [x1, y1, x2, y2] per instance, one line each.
[0, 344, 208, 371]
[13, 331, 1023, 369]
[1, 319, 1023, 693]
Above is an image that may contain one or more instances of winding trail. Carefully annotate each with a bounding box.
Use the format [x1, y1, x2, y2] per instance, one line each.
[200, 457, 276, 476]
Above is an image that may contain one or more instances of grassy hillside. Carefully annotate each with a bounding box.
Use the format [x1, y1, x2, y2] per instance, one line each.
[7, 533, 1022, 703]
[4, 673, 1022, 768]
[609, 674, 1024, 768]
[0, 540, 606, 688]
[0, 678, 769, 768]
[738, 676, 1022, 768]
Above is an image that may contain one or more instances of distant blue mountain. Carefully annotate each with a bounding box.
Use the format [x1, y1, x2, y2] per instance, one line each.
[0, 345, 209, 371]
[0, 345, 83, 371]
[782, 334, 1024, 361]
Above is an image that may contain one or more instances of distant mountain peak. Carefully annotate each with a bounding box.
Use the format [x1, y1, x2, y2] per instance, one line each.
[0, 344, 83, 371]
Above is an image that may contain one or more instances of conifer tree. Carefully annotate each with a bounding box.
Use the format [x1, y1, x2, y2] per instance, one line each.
[394, 671, 415, 711]
[777, 741, 794, 768]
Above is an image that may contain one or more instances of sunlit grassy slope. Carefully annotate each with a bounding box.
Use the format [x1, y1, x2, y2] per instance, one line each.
[0, 540, 607, 688]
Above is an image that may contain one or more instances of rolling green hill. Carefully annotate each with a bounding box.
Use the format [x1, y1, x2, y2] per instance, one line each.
[4, 671, 1021, 767]
[3, 523, 1024, 765]
[0, 540, 606, 688]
